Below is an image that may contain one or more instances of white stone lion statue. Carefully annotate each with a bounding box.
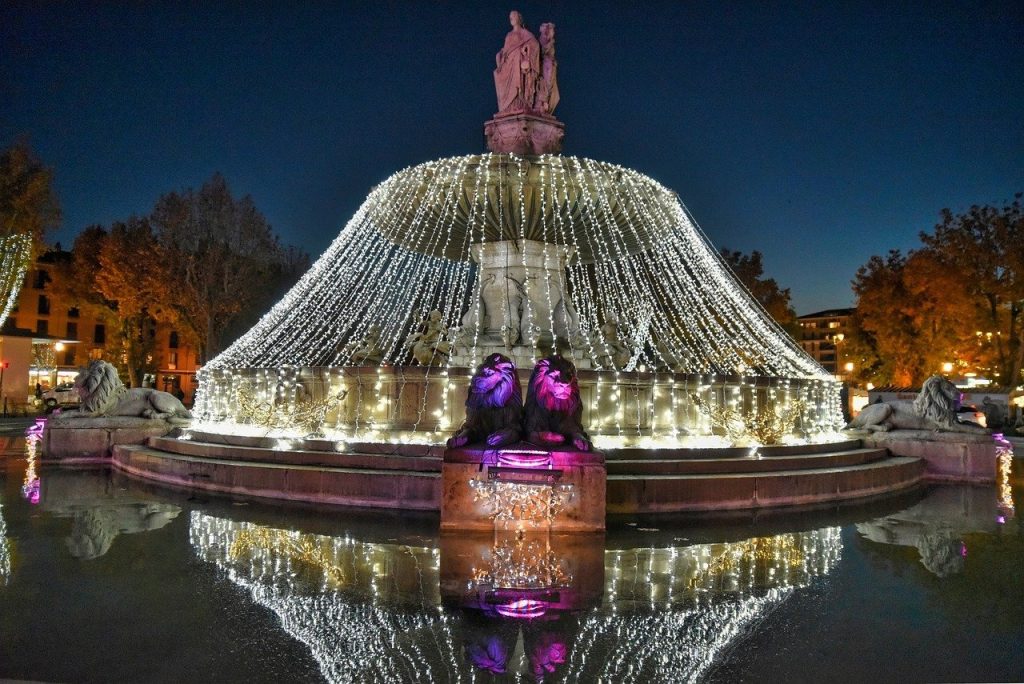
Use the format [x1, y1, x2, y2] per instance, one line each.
[63, 360, 192, 425]
[845, 375, 988, 434]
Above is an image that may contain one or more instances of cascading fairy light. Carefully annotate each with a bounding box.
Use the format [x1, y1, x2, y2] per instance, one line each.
[0, 234, 33, 332]
[195, 154, 840, 445]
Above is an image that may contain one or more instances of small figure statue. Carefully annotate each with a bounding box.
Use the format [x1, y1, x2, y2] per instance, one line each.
[447, 353, 523, 448]
[590, 314, 631, 369]
[494, 10, 541, 114]
[534, 22, 559, 114]
[524, 355, 592, 451]
[406, 310, 452, 366]
[344, 324, 384, 365]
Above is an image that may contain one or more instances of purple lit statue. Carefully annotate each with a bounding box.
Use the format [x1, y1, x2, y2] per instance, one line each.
[447, 353, 523, 448]
[524, 356, 592, 451]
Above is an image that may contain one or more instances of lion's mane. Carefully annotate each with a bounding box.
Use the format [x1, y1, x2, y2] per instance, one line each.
[447, 353, 522, 448]
[75, 360, 129, 415]
[524, 355, 591, 450]
[912, 375, 959, 429]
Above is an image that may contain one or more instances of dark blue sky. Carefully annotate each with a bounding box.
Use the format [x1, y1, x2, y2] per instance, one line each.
[3, 1, 1021, 314]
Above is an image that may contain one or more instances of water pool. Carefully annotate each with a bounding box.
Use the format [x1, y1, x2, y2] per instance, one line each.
[2, 438, 1022, 683]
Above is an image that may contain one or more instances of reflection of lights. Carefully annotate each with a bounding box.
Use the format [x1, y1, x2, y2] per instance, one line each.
[996, 439, 1014, 517]
[471, 534, 571, 591]
[495, 598, 548, 619]
[190, 512, 453, 683]
[604, 527, 842, 604]
[26, 418, 46, 439]
[0, 499, 10, 585]
[22, 431, 41, 504]
[192, 512, 843, 683]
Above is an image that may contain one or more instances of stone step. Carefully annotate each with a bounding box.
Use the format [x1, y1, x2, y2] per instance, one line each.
[113, 444, 442, 511]
[603, 438, 863, 461]
[606, 456, 924, 514]
[605, 448, 888, 476]
[147, 436, 442, 472]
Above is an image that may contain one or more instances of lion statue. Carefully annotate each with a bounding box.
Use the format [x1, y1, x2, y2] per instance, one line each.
[447, 353, 522, 448]
[64, 360, 192, 425]
[524, 355, 592, 451]
[845, 375, 988, 434]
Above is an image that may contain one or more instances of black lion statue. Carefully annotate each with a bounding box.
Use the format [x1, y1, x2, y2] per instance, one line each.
[447, 353, 523, 448]
[524, 355, 592, 451]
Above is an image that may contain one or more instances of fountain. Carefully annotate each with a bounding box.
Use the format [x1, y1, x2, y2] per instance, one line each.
[187, 13, 841, 452]
[106, 12, 926, 517]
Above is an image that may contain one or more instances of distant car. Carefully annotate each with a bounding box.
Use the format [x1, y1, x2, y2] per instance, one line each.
[956, 404, 987, 428]
[41, 382, 80, 411]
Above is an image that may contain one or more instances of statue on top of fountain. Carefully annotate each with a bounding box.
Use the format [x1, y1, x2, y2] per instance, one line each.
[486, 11, 564, 154]
[493, 11, 558, 116]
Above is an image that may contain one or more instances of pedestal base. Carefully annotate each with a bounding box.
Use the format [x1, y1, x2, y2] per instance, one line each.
[862, 430, 1010, 483]
[441, 443, 605, 532]
[484, 113, 565, 155]
[42, 417, 178, 461]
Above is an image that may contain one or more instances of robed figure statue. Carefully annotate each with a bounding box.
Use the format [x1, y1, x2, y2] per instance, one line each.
[535, 22, 559, 114]
[494, 11, 541, 114]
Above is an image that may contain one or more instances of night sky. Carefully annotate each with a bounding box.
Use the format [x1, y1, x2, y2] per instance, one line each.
[2, 1, 1021, 314]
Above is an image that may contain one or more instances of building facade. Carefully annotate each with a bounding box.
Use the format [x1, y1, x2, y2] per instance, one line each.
[7, 251, 200, 403]
[797, 308, 855, 379]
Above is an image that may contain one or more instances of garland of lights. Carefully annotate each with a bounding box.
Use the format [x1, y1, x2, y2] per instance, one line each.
[0, 234, 33, 331]
[192, 154, 842, 445]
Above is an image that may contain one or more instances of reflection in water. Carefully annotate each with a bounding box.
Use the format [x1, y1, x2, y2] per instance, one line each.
[997, 442, 1014, 518]
[575, 529, 842, 683]
[0, 497, 10, 585]
[21, 430, 40, 504]
[857, 484, 1013, 577]
[191, 511, 842, 683]
[37, 471, 181, 560]
[191, 513, 457, 682]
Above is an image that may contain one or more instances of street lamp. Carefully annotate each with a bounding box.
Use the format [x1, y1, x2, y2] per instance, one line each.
[942, 361, 954, 374]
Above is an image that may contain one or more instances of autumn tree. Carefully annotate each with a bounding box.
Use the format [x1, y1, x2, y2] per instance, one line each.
[0, 140, 60, 327]
[0, 140, 60, 246]
[47, 221, 173, 386]
[720, 248, 799, 337]
[150, 173, 306, 361]
[918, 195, 1024, 386]
[849, 194, 1023, 387]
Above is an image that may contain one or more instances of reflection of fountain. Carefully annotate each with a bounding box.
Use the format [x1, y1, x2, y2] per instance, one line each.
[36, 470, 181, 560]
[190, 512, 455, 682]
[191, 510, 842, 683]
[857, 485, 1010, 577]
[0, 497, 10, 585]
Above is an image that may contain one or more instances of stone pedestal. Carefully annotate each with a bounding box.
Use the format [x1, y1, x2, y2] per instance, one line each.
[484, 113, 565, 155]
[42, 416, 178, 461]
[862, 430, 1010, 483]
[441, 444, 605, 532]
